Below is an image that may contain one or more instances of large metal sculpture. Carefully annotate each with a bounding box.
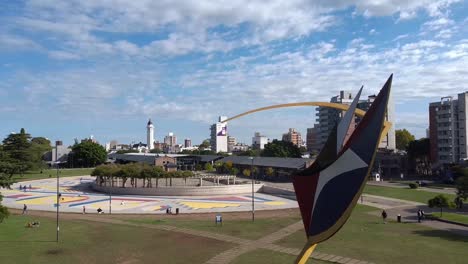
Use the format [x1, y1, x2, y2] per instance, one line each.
[292, 75, 393, 263]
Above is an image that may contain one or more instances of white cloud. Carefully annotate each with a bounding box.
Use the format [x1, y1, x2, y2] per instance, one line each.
[0, 33, 41, 50]
[6, 0, 461, 59]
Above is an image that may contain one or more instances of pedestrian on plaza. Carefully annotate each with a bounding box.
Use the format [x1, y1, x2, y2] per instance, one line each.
[19, 184, 22, 190]
[97, 207, 103, 214]
[417, 210, 422, 223]
[421, 210, 425, 221]
[22, 204, 27, 215]
[381, 210, 387, 223]
[83, 206, 86, 214]
[29, 184, 32, 190]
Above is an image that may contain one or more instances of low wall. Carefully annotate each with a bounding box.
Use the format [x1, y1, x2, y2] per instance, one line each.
[92, 183, 264, 196]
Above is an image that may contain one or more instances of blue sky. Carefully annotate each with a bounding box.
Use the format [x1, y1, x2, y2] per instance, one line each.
[1, 0, 467, 146]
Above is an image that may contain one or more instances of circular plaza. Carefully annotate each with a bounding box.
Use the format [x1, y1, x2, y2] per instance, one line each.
[1, 176, 297, 214]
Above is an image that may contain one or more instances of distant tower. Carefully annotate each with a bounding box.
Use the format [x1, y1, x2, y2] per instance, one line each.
[147, 119, 154, 150]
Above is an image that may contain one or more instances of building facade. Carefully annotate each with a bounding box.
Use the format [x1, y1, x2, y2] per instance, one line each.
[227, 136, 236, 152]
[306, 126, 320, 153]
[282, 128, 302, 146]
[252, 132, 268, 150]
[315, 90, 396, 151]
[184, 139, 192, 148]
[164, 132, 177, 147]
[429, 93, 468, 168]
[210, 116, 228, 153]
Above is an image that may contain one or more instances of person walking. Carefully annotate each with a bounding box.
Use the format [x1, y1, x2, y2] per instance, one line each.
[381, 209, 387, 223]
[82, 206, 86, 214]
[417, 210, 422, 223]
[22, 204, 27, 215]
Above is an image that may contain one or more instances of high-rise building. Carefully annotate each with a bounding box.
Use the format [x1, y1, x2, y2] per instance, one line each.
[282, 128, 302, 146]
[210, 116, 228, 153]
[306, 126, 320, 152]
[227, 136, 236, 152]
[252, 132, 268, 149]
[147, 119, 154, 150]
[164, 132, 177, 147]
[429, 93, 468, 168]
[184, 138, 192, 148]
[315, 90, 396, 151]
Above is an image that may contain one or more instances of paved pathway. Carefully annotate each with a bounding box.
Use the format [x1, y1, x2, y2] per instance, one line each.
[204, 220, 373, 264]
[367, 181, 457, 195]
[360, 195, 468, 237]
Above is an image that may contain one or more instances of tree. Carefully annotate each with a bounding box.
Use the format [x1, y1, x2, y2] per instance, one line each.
[265, 167, 275, 177]
[149, 148, 162, 153]
[236, 149, 261, 157]
[199, 140, 210, 149]
[230, 167, 239, 176]
[456, 175, 468, 202]
[428, 194, 454, 217]
[242, 169, 251, 177]
[0, 194, 9, 224]
[30, 137, 52, 170]
[116, 149, 139, 154]
[407, 138, 431, 176]
[204, 163, 214, 172]
[262, 140, 302, 158]
[395, 129, 415, 150]
[2, 129, 34, 174]
[71, 141, 107, 167]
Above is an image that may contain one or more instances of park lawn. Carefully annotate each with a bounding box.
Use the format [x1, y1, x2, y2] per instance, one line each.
[276, 205, 468, 264]
[127, 216, 302, 240]
[436, 212, 468, 225]
[363, 184, 456, 203]
[12, 168, 94, 182]
[231, 249, 329, 264]
[0, 214, 233, 264]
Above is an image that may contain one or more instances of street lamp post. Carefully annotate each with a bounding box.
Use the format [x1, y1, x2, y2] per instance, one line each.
[249, 157, 255, 222]
[56, 161, 60, 243]
[109, 189, 112, 215]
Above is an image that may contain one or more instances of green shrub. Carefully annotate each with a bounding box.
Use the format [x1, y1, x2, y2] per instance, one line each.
[409, 183, 418, 189]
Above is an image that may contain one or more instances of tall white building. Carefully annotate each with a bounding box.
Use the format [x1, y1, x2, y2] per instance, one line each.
[252, 132, 268, 150]
[147, 119, 154, 150]
[210, 116, 228, 153]
[429, 92, 468, 167]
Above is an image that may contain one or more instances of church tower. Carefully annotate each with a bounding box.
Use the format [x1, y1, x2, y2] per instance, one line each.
[147, 119, 154, 150]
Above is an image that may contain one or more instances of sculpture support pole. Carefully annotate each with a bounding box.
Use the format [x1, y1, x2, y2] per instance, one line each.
[295, 243, 317, 264]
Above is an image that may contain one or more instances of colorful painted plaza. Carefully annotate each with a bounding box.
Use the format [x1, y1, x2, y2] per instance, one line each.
[1, 176, 297, 214]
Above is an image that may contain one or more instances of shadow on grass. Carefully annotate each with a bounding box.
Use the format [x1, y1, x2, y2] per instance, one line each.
[412, 229, 468, 242]
[0, 240, 56, 243]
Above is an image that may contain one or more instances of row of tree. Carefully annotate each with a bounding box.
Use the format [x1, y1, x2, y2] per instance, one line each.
[92, 163, 194, 188]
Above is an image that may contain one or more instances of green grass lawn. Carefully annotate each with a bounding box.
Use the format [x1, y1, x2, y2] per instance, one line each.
[435, 212, 468, 225]
[364, 185, 456, 203]
[0, 214, 232, 264]
[127, 216, 302, 240]
[276, 205, 468, 264]
[12, 168, 94, 182]
[231, 249, 329, 264]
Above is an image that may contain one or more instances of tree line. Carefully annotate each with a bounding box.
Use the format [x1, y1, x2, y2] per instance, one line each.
[92, 163, 194, 188]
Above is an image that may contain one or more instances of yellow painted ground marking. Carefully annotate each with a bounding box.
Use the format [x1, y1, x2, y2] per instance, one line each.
[142, 205, 162, 211]
[180, 201, 240, 209]
[264, 201, 286, 206]
[86, 200, 146, 211]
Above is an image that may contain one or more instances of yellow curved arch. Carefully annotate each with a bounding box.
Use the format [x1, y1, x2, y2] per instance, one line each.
[224, 102, 392, 142]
